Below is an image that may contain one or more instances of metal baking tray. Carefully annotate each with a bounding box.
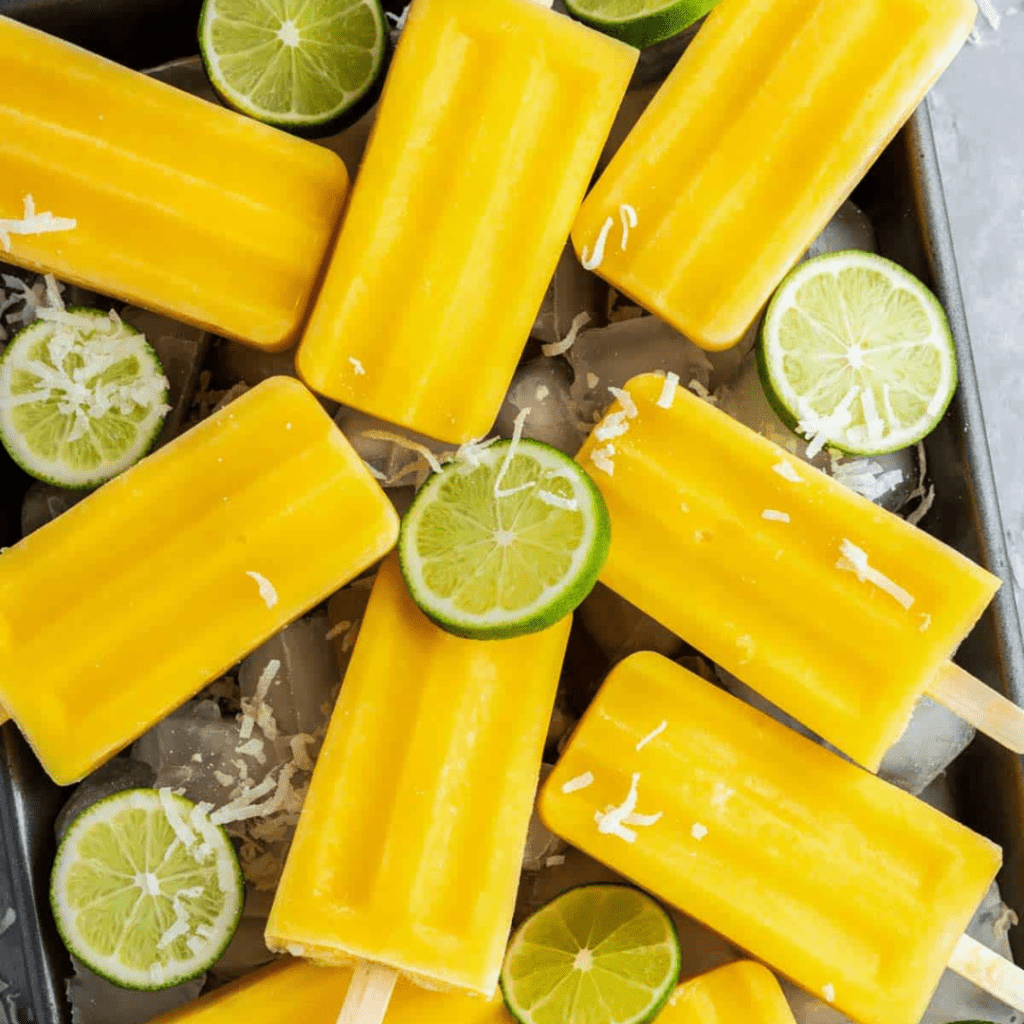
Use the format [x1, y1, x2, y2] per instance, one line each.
[1, 5, 1023, 1020]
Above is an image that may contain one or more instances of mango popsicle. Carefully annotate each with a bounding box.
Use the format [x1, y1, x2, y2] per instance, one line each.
[572, 0, 976, 351]
[266, 555, 571, 998]
[0, 377, 398, 785]
[295, 0, 638, 444]
[663, 962, 798, 1024]
[540, 652, 1003, 1024]
[148, 959, 509, 1024]
[576, 374, 1000, 770]
[0, 16, 348, 350]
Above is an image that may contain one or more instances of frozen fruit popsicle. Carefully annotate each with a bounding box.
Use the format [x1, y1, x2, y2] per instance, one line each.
[295, 0, 638, 444]
[0, 16, 348, 350]
[540, 652, 1004, 1024]
[0, 378, 398, 784]
[572, 0, 976, 350]
[576, 373, 1001, 770]
[266, 555, 571, 1019]
[147, 958, 509, 1024]
[662, 962, 798, 1024]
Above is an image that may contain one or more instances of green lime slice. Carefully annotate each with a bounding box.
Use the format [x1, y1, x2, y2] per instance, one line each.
[398, 438, 610, 640]
[564, 0, 720, 48]
[0, 308, 169, 490]
[757, 249, 958, 456]
[199, 0, 388, 135]
[50, 788, 244, 991]
[501, 884, 681, 1024]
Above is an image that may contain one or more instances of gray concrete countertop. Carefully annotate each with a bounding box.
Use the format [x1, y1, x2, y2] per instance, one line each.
[928, 3, 1024, 630]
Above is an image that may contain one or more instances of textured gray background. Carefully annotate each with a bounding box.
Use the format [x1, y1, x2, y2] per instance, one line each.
[928, 3, 1024, 628]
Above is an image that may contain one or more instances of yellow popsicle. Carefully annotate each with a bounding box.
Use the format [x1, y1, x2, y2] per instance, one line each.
[576, 374, 999, 770]
[0, 16, 348, 350]
[266, 555, 571, 996]
[572, 0, 976, 350]
[0, 378, 398, 784]
[295, 0, 638, 443]
[147, 959, 509, 1024]
[662, 962, 798, 1024]
[540, 652, 1002, 1024]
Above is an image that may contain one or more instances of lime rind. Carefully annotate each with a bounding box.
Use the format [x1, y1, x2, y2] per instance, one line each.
[757, 249, 957, 456]
[199, 0, 389, 134]
[0, 308, 169, 490]
[564, 0, 719, 48]
[501, 884, 681, 1024]
[50, 789, 244, 991]
[398, 439, 611, 640]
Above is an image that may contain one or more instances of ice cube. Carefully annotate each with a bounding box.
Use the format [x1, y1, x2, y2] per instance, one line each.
[328, 576, 376, 682]
[21, 482, 87, 537]
[516, 847, 738, 980]
[493, 358, 581, 455]
[238, 611, 339, 739]
[208, 889, 278, 985]
[54, 756, 155, 843]
[120, 307, 210, 447]
[805, 201, 878, 260]
[532, 243, 608, 348]
[333, 406, 450, 489]
[714, 355, 919, 513]
[67, 958, 204, 1024]
[522, 765, 566, 872]
[579, 583, 683, 665]
[878, 695, 976, 796]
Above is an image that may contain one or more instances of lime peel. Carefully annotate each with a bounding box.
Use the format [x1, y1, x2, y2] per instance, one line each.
[565, 0, 720, 48]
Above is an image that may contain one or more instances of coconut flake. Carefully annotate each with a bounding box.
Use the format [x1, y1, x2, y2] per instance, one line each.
[761, 509, 790, 523]
[561, 771, 594, 794]
[688, 379, 716, 404]
[494, 407, 535, 498]
[607, 386, 639, 419]
[656, 372, 679, 409]
[362, 429, 444, 476]
[595, 773, 662, 843]
[246, 572, 278, 609]
[581, 216, 615, 271]
[619, 204, 638, 251]
[537, 490, 579, 512]
[635, 721, 667, 751]
[589, 443, 616, 476]
[594, 410, 630, 442]
[542, 311, 590, 358]
[836, 539, 914, 609]
[977, 0, 1001, 28]
[159, 788, 198, 851]
[710, 783, 734, 810]
[290, 734, 317, 772]
[690, 822, 708, 841]
[919, 613, 932, 632]
[773, 460, 804, 483]
[823, 984, 836, 1004]
[0, 909, 14, 936]
[0, 195, 77, 253]
[545, 854, 566, 867]
[348, 356, 366, 376]
[906, 484, 936, 527]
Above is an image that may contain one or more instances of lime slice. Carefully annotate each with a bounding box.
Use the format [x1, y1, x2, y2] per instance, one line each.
[757, 250, 958, 456]
[501, 884, 681, 1024]
[199, 0, 388, 136]
[0, 308, 169, 490]
[398, 438, 611, 640]
[564, 0, 720, 48]
[50, 789, 244, 991]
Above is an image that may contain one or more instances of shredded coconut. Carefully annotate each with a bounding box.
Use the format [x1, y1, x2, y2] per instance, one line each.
[619, 204, 638, 251]
[595, 410, 630, 442]
[656, 372, 679, 409]
[761, 509, 790, 523]
[0, 909, 14, 936]
[836, 539, 914, 609]
[797, 386, 860, 459]
[535, 385, 550, 401]
[906, 485, 935, 527]
[587, 372, 600, 390]
[361, 429, 444, 476]
[561, 771, 595, 794]
[977, 0, 1001, 28]
[590, 443, 616, 476]
[919, 613, 932, 632]
[690, 823, 708, 841]
[833, 459, 904, 501]
[290, 734, 317, 772]
[0, 194, 77, 253]
[542, 311, 590, 357]
[595, 773, 662, 843]
[773, 460, 804, 483]
[159, 788, 198, 851]
[245, 571, 278, 609]
[687, 379, 716, 404]
[607, 386, 638, 419]
[736, 634, 756, 663]
[822, 984, 836, 1004]
[537, 490, 579, 512]
[348, 356, 366, 375]
[635, 721, 667, 751]
[545, 854, 566, 867]
[581, 216, 615, 270]
[494, 407, 535, 498]
[710, 783, 734, 810]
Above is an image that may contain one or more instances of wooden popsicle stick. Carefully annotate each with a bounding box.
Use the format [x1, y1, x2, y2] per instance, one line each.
[336, 963, 398, 1024]
[949, 934, 1024, 1010]
[927, 661, 1024, 754]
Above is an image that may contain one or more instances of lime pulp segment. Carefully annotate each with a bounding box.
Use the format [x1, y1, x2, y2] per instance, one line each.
[758, 250, 957, 456]
[398, 438, 611, 640]
[50, 789, 244, 991]
[564, 0, 720, 48]
[0, 308, 169, 489]
[200, 0, 387, 129]
[501, 884, 681, 1024]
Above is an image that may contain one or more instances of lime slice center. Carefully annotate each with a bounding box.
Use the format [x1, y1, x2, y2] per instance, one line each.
[502, 885, 681, 1024]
